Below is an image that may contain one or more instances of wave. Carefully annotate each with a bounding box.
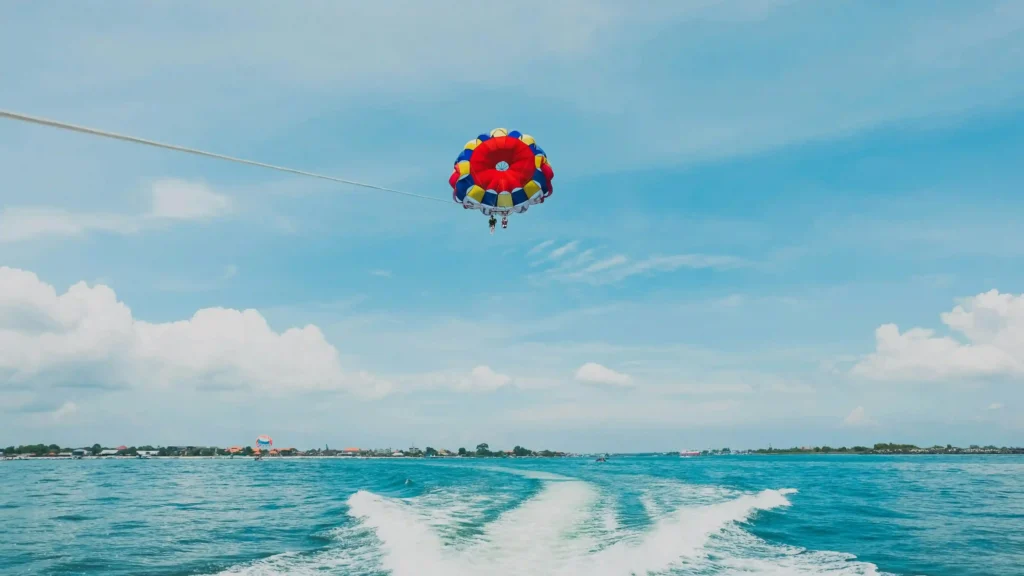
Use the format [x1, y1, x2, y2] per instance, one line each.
[476, 465, 576, 482]
[215, 473, 885, 576]
[213, 519, 389, 576]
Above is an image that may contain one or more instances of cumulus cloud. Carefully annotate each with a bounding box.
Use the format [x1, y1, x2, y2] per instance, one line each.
[0, 179, 230, 243]
[852, 290, 1024, 381]
[574, 362, 634, 386]
[461, 366, 512, 392]
[0, 267, 388, 398]
[988, 402, 1004, 410]
[842, 406, 875, 427]
[52, 401, 78, 421]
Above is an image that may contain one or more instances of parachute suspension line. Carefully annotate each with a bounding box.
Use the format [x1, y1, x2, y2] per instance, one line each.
[0, 109, 449, 204]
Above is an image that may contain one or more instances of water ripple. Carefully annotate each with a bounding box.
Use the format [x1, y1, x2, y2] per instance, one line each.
[1, 455, 1020, 575]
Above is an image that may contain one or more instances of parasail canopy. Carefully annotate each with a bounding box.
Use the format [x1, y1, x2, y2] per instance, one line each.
[449, 128, 554, 216]
[255, 435, 273, 449]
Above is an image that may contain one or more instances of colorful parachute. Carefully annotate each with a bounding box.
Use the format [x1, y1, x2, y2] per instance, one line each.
[255, 435, 273, 451]
[449, 128, 554, 215]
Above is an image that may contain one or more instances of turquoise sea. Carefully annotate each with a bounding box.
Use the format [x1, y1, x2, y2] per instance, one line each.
[2, 455, 1021, 575]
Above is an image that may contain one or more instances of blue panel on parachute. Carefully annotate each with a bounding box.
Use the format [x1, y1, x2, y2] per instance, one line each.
[456, 176, 473, 201]
[482, 191, 498, 207]
[532, 169, 550, 192]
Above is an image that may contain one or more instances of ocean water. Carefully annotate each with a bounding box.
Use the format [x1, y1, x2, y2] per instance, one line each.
[2, 455, 1021, 575]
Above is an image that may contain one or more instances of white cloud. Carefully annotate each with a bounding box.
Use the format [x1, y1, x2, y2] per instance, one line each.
[0, 207, 139, 242]
[842, 406, 875, 427]
[527, 240, 556, 256]
[0, 266, 388, 398]
[576, 255, 629, 276]
[52, 401, 78, 421]
[147, 179, 231, 220]
[618, 254, 748, 278]
[988, 402, 1004, 410]
[369, 269, 392, 278]
[574, 362, 634, 387]
[0, 179, 230, 243]
[539, 246, 747, 285]
[852, 290, 1024, 381]
[549, 241, 579, 260]
[462, 366, 512, 392]
[5, 2, 1023, 177]
[400, 365, 513, 393]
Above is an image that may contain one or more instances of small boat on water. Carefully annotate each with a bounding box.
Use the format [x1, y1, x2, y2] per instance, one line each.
[679, 450, 701, 457]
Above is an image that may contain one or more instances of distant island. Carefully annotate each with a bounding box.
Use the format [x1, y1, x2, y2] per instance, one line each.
[692, 443, 1024, 456]
[1, 442, 571, 459]
[4, 441, 1023, 460]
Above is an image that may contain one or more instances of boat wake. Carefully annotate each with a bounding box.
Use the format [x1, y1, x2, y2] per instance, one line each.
[216, 473, 885, 575]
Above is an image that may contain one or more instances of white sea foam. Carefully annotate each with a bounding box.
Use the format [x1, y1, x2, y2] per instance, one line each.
[580, 488, 801, 575]
[346, 479, 602, 575]
[709, 525, 885, 576]
[478, 465, 575, 481]
[215, 473, 888, 576]
[213, 524, 383, 575]
[601, 506, 620, 533]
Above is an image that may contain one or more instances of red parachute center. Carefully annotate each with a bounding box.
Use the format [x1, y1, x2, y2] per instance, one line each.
[469, 136, 537, 192]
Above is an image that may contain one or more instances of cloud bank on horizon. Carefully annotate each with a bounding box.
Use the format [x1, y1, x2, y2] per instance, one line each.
[1, 0, 1023, 450]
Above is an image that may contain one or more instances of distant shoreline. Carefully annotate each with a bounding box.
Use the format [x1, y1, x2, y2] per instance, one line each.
[0, 454, 571, 461]
[5, 452, 1023, 462]
[6, 442, 1023, 460]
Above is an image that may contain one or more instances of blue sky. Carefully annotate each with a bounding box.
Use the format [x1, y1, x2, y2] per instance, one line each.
[2, 1, 1023, 452]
